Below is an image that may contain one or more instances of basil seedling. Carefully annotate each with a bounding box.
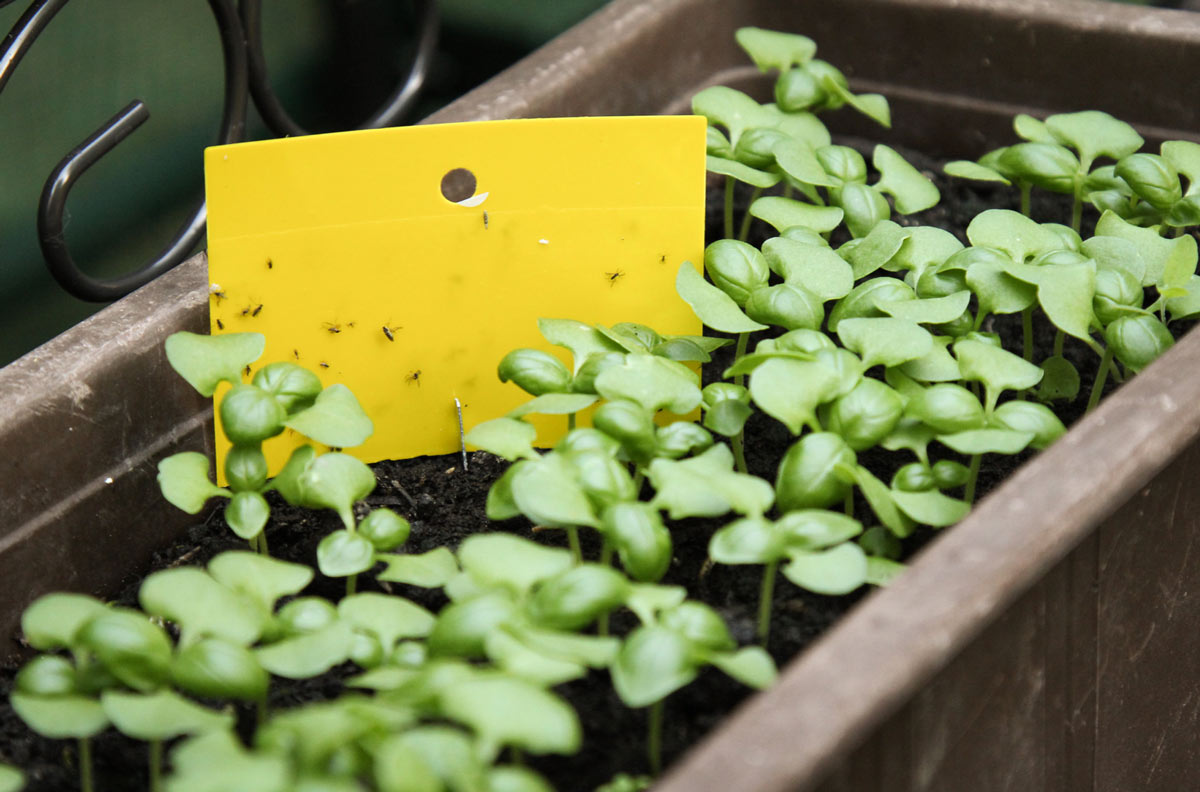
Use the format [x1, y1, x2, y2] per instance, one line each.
[158, 331, 373, 556]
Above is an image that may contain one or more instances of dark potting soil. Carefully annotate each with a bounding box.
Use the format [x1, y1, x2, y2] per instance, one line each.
[3, 139, 1195, 792]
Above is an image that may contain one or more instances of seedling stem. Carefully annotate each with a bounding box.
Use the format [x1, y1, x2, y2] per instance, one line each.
[648, 699, 665, 776]
[1087, 346, 1115, 413]
[963, 454, 982, 505]
[757, 559, 779, 645]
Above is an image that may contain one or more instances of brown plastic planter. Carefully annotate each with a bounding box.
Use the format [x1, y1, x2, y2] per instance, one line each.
[3, 0, 1199, 788]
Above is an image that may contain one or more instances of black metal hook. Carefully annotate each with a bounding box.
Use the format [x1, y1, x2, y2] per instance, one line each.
[240, 0, 439, 137]
[0, 0, 250, 301]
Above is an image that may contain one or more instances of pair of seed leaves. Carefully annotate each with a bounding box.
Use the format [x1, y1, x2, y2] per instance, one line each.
[12, 553, 320, 741]
[711, 509, 906, 597]
[159, 331, 374, 543]
[350, 532, 773, 728]
[946, 111, 1200, 228]
[697, 84, 934, 238]
[170, 725, 556, 792]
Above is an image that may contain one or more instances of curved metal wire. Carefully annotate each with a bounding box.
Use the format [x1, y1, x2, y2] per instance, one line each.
[0, 0, 437, 302]
[1, 0, 248, 301]
[240, 0, 439, 137]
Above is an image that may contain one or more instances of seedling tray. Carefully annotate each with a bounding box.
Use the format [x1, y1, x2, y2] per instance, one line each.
[2, 0, 1199, 789]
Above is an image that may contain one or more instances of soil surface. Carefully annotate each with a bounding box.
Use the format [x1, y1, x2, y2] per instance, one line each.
[2, 140, 1194, 792]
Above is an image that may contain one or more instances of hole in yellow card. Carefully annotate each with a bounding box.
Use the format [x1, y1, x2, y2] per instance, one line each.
[204, 115, 706, 478]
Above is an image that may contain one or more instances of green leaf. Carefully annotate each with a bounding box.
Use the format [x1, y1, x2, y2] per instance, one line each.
[255, 620, 353, 678]
[845, 464, 914, 538]
[373, 737, 441, 792]
[873, 144, 939, 213]
[429, 593, 519, 657]
[775, 509, 863, 550]
[537, 318, 626, 375]
[284, 385, 373, 448]
[1003, 260, 1097, 341]
[168, 731, 290, 792]
[762, 238, 853, 301]
[842, 220, 910, 279]
[783, 543, 868, 595]
[709, 517, 784, 565]
[484, 630, 586, 687]
[511, 454, 600, 529]
[649, 444, 775, 519]
[865, 557, 907, 586]
[486, 767, 555, 792]
[224, 490, 269, 540]
[140, 567, 264, 647]
[692, 86, 770, 146]
[464, 417, 537, 462]
[773, 138, 838, 187]
[298, 452, 377, 529]
[967, 209, 1063, 263]
[1166, 274, 1200, 321]
[879, 290, 971, 325]
[708, 646, 777, 689]
[338, 593, 435, 652]
[459, 533, 573, 594]
[1037, 355, 1081, 401]
[10, 693, 108, 739]
[899, 336, 962, 383]
[252, 362, 322, 414]
[21, 593, 107, 651]
[706, 155, 781, 188]
[1105, 314, 1174, 373]
[735, 26, 816, 71]
[749, 357, 840, 434]
[624, 584, 688, 626]
[938, 428, 1034, 455]
[892, 489, 970, 527]
[101, 689, 231, 741]
[601, 502, 672, 583]
[157, 452, 229, 514]
[944, 160, 1010, 184]
[171, 638, 269, 701]
[828, 277, 916, 332]
[76, 609, 172, 692]
[954, 339, 1044, 410]
[1095, 211, 1178, 286]
[749, 196, 844, 234]
[1162, 234, 1198, 293]
[594, 354, 701, 414]
[528, 565, 630, 631]
[1163, 140, 1200, 196]
[611, 626, 698, 708]
[675, 262, 768, 333]
[775, 433, 856, 513]
[377, 547, 459, 588]
[0, 764, 23, 792]
[704, 397, 754, 437]
[836, 317, 933, 369]
[440, 674, 581, 757]
[1081, 236, 1147, 284]
[966, 257, 1037, 318]
[837, 183, 891, 238]
[998, 143, 1079, 193]
[317, 530, 377, 578]
[391, 727, 486, 792]
[507, 393, 598, 418]
[206, 551, 311, 615]
[520, 628, 619, 669]
[165, 331, 264, 397]
[1046, 110, 1143, 169]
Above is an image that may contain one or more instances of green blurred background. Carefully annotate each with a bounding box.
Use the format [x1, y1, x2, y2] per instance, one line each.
[0, 0, 609, 366]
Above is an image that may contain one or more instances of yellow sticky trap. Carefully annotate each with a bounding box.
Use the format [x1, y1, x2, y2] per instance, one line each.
[205, 116, 706, 477]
